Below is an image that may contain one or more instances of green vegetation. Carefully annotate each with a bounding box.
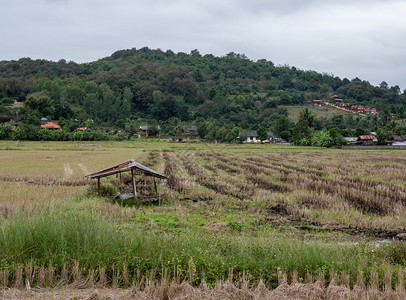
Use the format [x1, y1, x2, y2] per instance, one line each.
[0, 141, 406, 290]
[0, 48, 405, 142]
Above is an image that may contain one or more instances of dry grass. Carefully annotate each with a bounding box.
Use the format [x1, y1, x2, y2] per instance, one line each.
[2, 270, 406, 299]
[1, 141, 406, 294]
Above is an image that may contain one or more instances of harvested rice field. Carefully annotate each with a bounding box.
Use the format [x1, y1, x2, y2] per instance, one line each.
[0, 140, 406, 299]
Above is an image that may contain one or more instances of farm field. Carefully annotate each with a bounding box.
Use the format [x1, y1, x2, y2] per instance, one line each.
[280, 105, 353, 122]
[1, 140, 406, 297]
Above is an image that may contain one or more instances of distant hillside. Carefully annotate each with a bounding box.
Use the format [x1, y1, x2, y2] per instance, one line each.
[0, 47, 405, 130]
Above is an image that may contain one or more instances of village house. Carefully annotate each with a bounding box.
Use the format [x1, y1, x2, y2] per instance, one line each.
[40, 117, 61, 130]
[330, 95, 343, 102]
[40, 122, 61, 130]
[312, 99, 324, 106]
[387, 135, 406, 146]
[357, 135, 378, 146]
[139, 125, 161, 135]
[239, 130, 259, 143]
[344, 137, 358, 144]
[181, 125, 198, 134]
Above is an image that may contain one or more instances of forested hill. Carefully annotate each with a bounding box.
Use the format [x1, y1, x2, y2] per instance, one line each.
[0, 47, 405, 130]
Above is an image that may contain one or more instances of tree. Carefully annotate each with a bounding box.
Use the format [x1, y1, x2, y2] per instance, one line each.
[273, 115, 292, 139]
[115, 119, 125, 129]
[257, 126, 267, 141]
[101, 87, 115, 121]
[292, 119, 311, 145]
[24, 95, 54, 117]
[298, 108, 316, 128]
[312, 129, 334, 147]
[224, 127, 241, 143]
[379, 81, 388, 90]
[380, 108, 391, 125]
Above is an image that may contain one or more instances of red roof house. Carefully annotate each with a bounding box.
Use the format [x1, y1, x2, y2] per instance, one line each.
[41, 122, 61, 130]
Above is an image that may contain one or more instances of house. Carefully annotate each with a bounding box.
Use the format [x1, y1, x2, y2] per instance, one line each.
[331, 95, 343, 102]
[357, 135, 378, 145]
[343, 137, 358, 144]
[40, 122, 61, 130]
[40, 117, 49, 126]
[273, 138, 290, 145]
[77, 127, 92, 132]
[239, 130, 259, 143]
[387, 135, 406, 146]
[261, 132, 275, 143]
[139, 125, 161, 132]
[312, 100, 324, 106]
[181, 125, 198, 134]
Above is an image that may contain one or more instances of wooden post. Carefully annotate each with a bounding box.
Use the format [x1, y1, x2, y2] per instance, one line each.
[153, 177, 158, 194]
[154, 177, 161, 205]
[131, 167, 137, 198]
[97, 177, 100, 194]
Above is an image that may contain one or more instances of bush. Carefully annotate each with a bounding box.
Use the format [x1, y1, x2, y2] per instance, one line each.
[0, 125, 111, 141]
[311, 129, 334, 147]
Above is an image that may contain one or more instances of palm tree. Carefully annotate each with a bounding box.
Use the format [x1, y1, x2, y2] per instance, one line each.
[299, 108, 316, 128]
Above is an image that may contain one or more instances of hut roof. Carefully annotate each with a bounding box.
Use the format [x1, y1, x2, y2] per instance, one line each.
[41, 122, 61, 129]
[85, 159, 167, 179]
[239, 130, 258, 137]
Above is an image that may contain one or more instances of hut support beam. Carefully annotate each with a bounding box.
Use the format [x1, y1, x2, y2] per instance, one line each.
[153, 177, 158, 194]
[97, 178, 100, 194]
[131, 167, 137, 198]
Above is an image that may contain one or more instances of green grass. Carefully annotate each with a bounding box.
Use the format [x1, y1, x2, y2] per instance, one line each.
[0, 140, 405, 289]
[280, 105, 353, 122]
[0, 196, 396, 287]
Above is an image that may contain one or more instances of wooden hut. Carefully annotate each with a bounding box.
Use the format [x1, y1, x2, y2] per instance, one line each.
[85, 159, 167, 198]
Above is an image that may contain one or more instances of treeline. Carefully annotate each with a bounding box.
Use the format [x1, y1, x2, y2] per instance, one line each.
[0, 123, 124, 141]
[0, 47, 405, 134]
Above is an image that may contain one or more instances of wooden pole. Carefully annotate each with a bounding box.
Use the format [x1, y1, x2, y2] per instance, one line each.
[153, 177, 158, 194]
[154, 177, 161, 205]
[97, 177, 100, 194]
[131, 168, 137, 198]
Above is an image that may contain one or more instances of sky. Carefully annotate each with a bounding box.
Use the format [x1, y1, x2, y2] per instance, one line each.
[1, 0, 405, 89]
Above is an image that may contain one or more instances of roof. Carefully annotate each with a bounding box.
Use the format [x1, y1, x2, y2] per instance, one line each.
[267, 131, 274, 138]
[344, 137, 358, 142]
[40, 117, 49, 125]
[359, 135, 377, 140]
[239, 130, 258, 137]
[392, 135, 405, 141]
[41, 122, 61, 129]
[182, 125, 198, 133]
[77, 127, 92, 132]
[85, 159, 167, 180]
[139, 125, 161, 131]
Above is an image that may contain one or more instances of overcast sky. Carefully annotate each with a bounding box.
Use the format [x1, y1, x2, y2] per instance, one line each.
[1, 0, 405, 89]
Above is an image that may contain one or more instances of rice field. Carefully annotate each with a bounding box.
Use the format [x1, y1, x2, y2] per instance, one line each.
[0, 140, 406, 296]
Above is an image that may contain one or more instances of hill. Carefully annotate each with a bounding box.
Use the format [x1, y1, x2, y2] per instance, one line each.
[0, 47, 405, 133]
